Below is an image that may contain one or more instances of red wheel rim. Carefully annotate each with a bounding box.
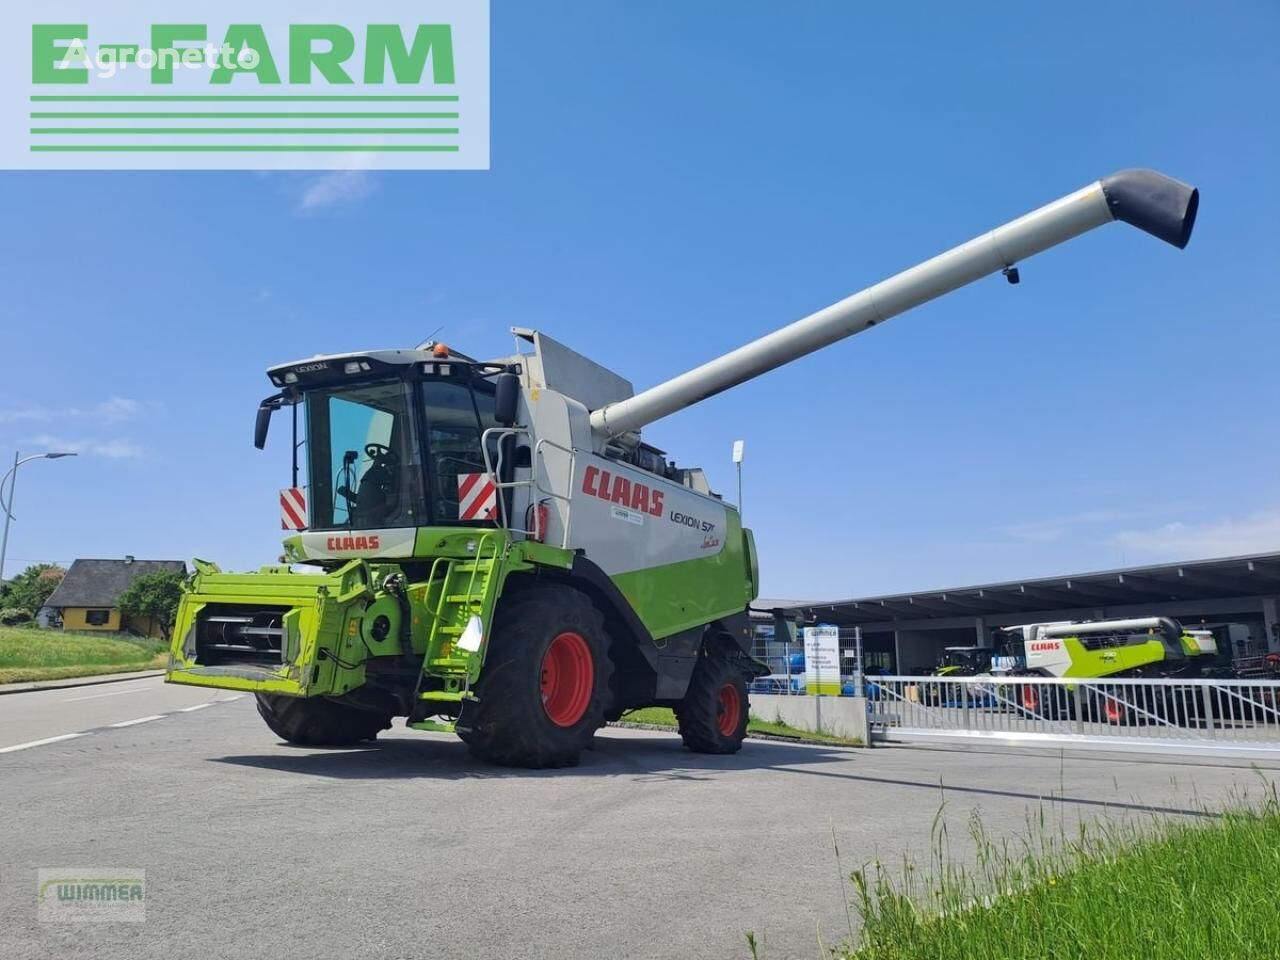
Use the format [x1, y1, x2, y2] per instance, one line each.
[1022, 686, 1038, 711]
[1104, 698, 1122, 724]
[540, 631, 593, 727]
[717, 683, 742, 736]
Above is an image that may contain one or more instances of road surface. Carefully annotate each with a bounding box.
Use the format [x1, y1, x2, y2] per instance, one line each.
[2, 676, 1277, 960]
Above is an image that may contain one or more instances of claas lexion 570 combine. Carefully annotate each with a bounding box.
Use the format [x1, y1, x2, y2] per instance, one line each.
[166, 169, 1199, 767]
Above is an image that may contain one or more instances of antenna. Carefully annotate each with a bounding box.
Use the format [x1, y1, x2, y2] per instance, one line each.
[415, 325, 445, 351]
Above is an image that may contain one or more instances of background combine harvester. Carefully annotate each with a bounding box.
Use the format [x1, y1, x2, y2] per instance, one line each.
[998, 617, 1220, 721]
[904, 616, 1279, 723]
[166, 170, 1199, 767]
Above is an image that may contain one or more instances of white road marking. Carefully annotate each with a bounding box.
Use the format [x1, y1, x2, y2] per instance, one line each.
[108, 715, 165, 728]
[64, 687, 151, 702]
[1, 695, 242, 756]
[0, 733, 84, 754]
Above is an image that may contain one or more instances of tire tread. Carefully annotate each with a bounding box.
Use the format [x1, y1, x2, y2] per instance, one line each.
[676, 643, 749, 754]
[457, 586, 612, 768]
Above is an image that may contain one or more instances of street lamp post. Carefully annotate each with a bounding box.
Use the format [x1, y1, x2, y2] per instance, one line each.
[732, 440, 745, 518]
[0, 451, 77, 583]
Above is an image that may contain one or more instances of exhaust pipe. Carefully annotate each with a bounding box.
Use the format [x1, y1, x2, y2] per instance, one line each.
[591, 169, 1199, 439]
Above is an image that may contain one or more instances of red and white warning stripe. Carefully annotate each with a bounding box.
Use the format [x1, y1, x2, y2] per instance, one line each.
[280, 487, 307, 530]
[457, 473, 498, 521]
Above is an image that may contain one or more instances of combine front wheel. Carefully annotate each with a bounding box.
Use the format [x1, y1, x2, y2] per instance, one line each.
[1089, 686, 1134, 726]
[457, 586, 611, 768]
[1019, 681, 1066, 720]
[255, 694, 392, 746]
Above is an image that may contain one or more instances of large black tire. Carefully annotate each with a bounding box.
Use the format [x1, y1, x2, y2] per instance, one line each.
[456, 586, 612, 769]
[676, 644, 750, 754]
[1017, 681, 1067, 720]
[255, 693, 392, 746]
[1088, 685, 1134, 726]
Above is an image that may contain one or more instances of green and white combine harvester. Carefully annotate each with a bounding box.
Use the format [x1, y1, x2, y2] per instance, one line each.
[1007, 617, 1219, 681]
[998, 617, 1221, 720]
[166, 170, 1199, 766]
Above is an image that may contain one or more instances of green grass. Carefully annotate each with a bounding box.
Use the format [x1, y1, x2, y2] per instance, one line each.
[0, 627, 166, 684]
[619, 706, 862, 746]
[619, 707, 683, 727]
[826, 795, 1280, 960]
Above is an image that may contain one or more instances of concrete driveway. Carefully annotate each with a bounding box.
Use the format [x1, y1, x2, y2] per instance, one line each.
[2, 676, 1276, 960]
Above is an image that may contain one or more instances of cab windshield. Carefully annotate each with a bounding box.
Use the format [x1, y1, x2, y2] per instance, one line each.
[306, 380, 421, 529]
[939, 649, 989, 672]
[304, 376, 498, 530]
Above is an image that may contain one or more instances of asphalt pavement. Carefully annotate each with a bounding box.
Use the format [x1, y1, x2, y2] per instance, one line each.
[2, 677, 1278, 960]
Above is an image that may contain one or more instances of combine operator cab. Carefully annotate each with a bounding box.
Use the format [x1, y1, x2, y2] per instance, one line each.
[170, 347, 528, 695]
[257, 347, 523, 539]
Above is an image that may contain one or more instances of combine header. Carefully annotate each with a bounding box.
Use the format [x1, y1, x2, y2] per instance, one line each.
[167, 170, 1199, 767]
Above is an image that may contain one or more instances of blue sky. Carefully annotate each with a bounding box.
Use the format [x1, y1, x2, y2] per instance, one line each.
[1, 1, 1277, 599]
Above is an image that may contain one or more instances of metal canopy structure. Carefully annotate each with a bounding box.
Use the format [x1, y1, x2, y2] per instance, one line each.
[776, 552, 1280, 642]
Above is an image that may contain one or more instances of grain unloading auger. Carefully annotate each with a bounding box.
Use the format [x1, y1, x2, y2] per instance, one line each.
[167, 170, 1198, 767]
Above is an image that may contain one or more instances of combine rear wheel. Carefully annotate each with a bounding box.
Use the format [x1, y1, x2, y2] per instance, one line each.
[255, 694, 392, 746]
[676, 645, 750, 754]
[457, 586, 611, 768]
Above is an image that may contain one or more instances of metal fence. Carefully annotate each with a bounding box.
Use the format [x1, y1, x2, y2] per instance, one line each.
[749, 653, 807, 695]
[864, 675, 1280, 758]
[751, 624, 888, 696]
[750, 652, 865, 695]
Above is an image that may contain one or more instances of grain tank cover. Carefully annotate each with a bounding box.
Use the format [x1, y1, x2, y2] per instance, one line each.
[511, 327, 634, 412]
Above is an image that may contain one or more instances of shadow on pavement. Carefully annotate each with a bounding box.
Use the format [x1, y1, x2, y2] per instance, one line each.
[896, 741, 1280, 772]
[772, 764, 1218, 818]
[208, 729, 853, 782]
[211, 729, 1220, 816]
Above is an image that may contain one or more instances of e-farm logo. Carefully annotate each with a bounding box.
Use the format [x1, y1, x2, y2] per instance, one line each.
[1, 2, 489, 170]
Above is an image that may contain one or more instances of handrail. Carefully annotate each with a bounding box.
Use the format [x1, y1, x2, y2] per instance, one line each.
[479, 426, 575, 550]
[533, 437, 576, 548]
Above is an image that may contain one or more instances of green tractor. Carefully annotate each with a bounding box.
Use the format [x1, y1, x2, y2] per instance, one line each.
[932, 646, 993, 677]
[922, 647, 994, 705]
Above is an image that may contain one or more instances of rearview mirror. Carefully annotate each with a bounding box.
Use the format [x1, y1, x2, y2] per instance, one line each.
[253, 404, 273, 453]
[494, 373, 520, 426]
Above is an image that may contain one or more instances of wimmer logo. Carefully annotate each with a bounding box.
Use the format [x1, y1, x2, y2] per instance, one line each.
[1, 2, 489, 170]
[37, 868, 146, 923]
